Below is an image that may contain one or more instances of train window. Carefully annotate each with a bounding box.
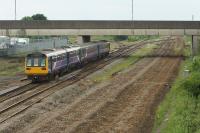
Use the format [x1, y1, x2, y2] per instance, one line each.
[27, 58, 32, 67]
[58, 55, 62, 60]
[52, 56, 56, 62]
[34, 58, 39, 66]
[107, 45, 109, 48]
[57, 56, 60, 61]
[40, 58, 46, 67]
[70, 51, 74, 56]
[26, 54, 46, 67]
[83, 49, 86, 56]
[62, 54, 66, 59]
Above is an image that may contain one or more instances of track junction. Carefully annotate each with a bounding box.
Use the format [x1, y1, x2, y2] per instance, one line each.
[0, 37, 183, 133]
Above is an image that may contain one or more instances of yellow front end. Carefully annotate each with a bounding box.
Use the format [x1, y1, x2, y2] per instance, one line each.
[25, 57, 49, 76]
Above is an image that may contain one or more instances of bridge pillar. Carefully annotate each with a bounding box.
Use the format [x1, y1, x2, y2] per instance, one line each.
[192, 35, 200, 56]
[77, 35, 91, 44]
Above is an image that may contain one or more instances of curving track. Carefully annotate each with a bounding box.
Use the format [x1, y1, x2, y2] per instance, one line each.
[0, 37, 182, 133]
[0, 38, 156, 124]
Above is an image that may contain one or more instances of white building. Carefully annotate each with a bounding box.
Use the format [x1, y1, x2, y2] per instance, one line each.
[10, 37, 29, 46]
[0, 36, 9, 49]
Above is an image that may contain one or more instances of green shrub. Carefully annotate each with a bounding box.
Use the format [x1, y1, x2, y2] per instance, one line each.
[191, 56, 200, 72]
[182, 57, 200, 99]
[128, 35, 159, 42]
[182, 73, 200, 99]
[113, 36, 128, 41]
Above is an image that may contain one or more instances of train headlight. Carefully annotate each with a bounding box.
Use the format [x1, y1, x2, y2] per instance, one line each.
[41, 68, 47, 70]
[26, 68, 31, 70]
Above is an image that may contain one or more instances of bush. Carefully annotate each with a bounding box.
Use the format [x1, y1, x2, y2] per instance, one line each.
[191, 56, 200, 72]
[182, 57, 200, 99]
[182, 73, 200, 99]
[113, 36, 128, 41]
[153, 52, 200, 133]
[128, 35, 159, 42]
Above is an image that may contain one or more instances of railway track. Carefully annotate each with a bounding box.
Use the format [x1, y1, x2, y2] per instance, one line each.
[0, 41, 139, 104]
[69, 58, 179, 133]
[0, 83, 38, 103]
[0, 38, 175, 124]
[0, 38, 170, 103]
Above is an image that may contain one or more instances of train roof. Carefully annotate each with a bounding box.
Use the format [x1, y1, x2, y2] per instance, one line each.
[26, 41, 109, 57]
[42, 49, 66, 57]
[44, 47, 81, 57]
[26, 49, 64, 57]
[66, 47, 80, 52]
[27, 47, 81, 57]
[78, 41, 109, 48]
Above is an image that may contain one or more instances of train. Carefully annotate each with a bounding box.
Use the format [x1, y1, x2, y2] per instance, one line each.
[25, 42, 110, 82]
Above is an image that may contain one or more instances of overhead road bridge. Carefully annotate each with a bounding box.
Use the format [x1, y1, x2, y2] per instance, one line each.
[0, 20, 200, 55]
[0, 20, 200, 36]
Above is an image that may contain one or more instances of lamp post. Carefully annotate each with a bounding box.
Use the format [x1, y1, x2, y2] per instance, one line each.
[15, 0, 16, 20]
[14, 0, 17, 44]
[131, 0, 134, 35]
[132, 0, 133, 21]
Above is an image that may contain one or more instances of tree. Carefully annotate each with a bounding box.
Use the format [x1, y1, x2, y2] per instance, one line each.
[31, 14, 47, 20]
[21, 16, 33, 21]
[21, 14, 48, 21]
[114, 36, 128, 41]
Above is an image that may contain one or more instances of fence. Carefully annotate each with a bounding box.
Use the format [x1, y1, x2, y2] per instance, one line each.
[0, 38, 68, 57]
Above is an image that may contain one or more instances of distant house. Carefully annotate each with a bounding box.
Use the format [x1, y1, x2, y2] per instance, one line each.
[0, 36, 30, 49]
[10, 37, 29, 46]
[0, 36, 9, 49]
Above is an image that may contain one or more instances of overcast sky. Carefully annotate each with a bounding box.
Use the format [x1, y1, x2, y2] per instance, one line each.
[0, 0, 200, 20]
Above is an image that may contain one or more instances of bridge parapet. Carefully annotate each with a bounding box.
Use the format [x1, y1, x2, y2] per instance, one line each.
[1, 29, 200, 36]
[0, 21, 200, 29]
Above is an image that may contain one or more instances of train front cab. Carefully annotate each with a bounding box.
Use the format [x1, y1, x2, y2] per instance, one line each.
[25, 53, 49, 82]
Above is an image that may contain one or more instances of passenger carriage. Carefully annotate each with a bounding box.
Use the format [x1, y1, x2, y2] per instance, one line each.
[25, 42, 110, 82]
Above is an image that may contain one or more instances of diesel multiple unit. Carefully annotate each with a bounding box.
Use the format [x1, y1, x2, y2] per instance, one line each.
[25, 42, 110, 82]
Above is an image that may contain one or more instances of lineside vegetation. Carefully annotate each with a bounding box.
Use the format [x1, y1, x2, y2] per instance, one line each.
[153, 37, 200, 133]
[93, 43, 158, 82]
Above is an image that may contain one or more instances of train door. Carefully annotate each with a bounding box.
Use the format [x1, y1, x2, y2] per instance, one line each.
[67, 52, 70, 67]
[97, 44, 100, 59]
[48, 57, 53, 73]
[78, 49, 82, 62]
[79, 48, 86, 61]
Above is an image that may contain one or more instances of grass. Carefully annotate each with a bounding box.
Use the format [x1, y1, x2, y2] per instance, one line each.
[67, 36, 78, 44]
[7, 52, 30, 58]
[153, 59, 200, 133]
[92, 43, 158, 82]
[0, 58, 24, 76]
[152, 60, 187, 133]
[67, 36, 116, 44]
[184, 36, 192, 56]
[128, 35, 160, 42]
[91, 36, 116, 42]
[153, 36, 200, 133]
[68, 35, 160, 44]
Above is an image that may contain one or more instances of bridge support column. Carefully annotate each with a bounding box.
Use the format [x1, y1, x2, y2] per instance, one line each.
[77, 35, 91, 44]
[192, 35, 200, 56]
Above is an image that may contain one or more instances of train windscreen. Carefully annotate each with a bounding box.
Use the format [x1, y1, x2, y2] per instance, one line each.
[26, 54, 46, 67]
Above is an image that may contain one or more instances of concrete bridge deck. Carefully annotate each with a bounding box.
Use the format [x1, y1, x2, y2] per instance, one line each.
[0, 21, 200, 36]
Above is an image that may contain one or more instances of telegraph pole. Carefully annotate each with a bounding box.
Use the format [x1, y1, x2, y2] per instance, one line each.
[14, 0, 17, 45]
[15, 0, 17, 20]
[132, 0, 133, 21]
[131, 0, 134, 35]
